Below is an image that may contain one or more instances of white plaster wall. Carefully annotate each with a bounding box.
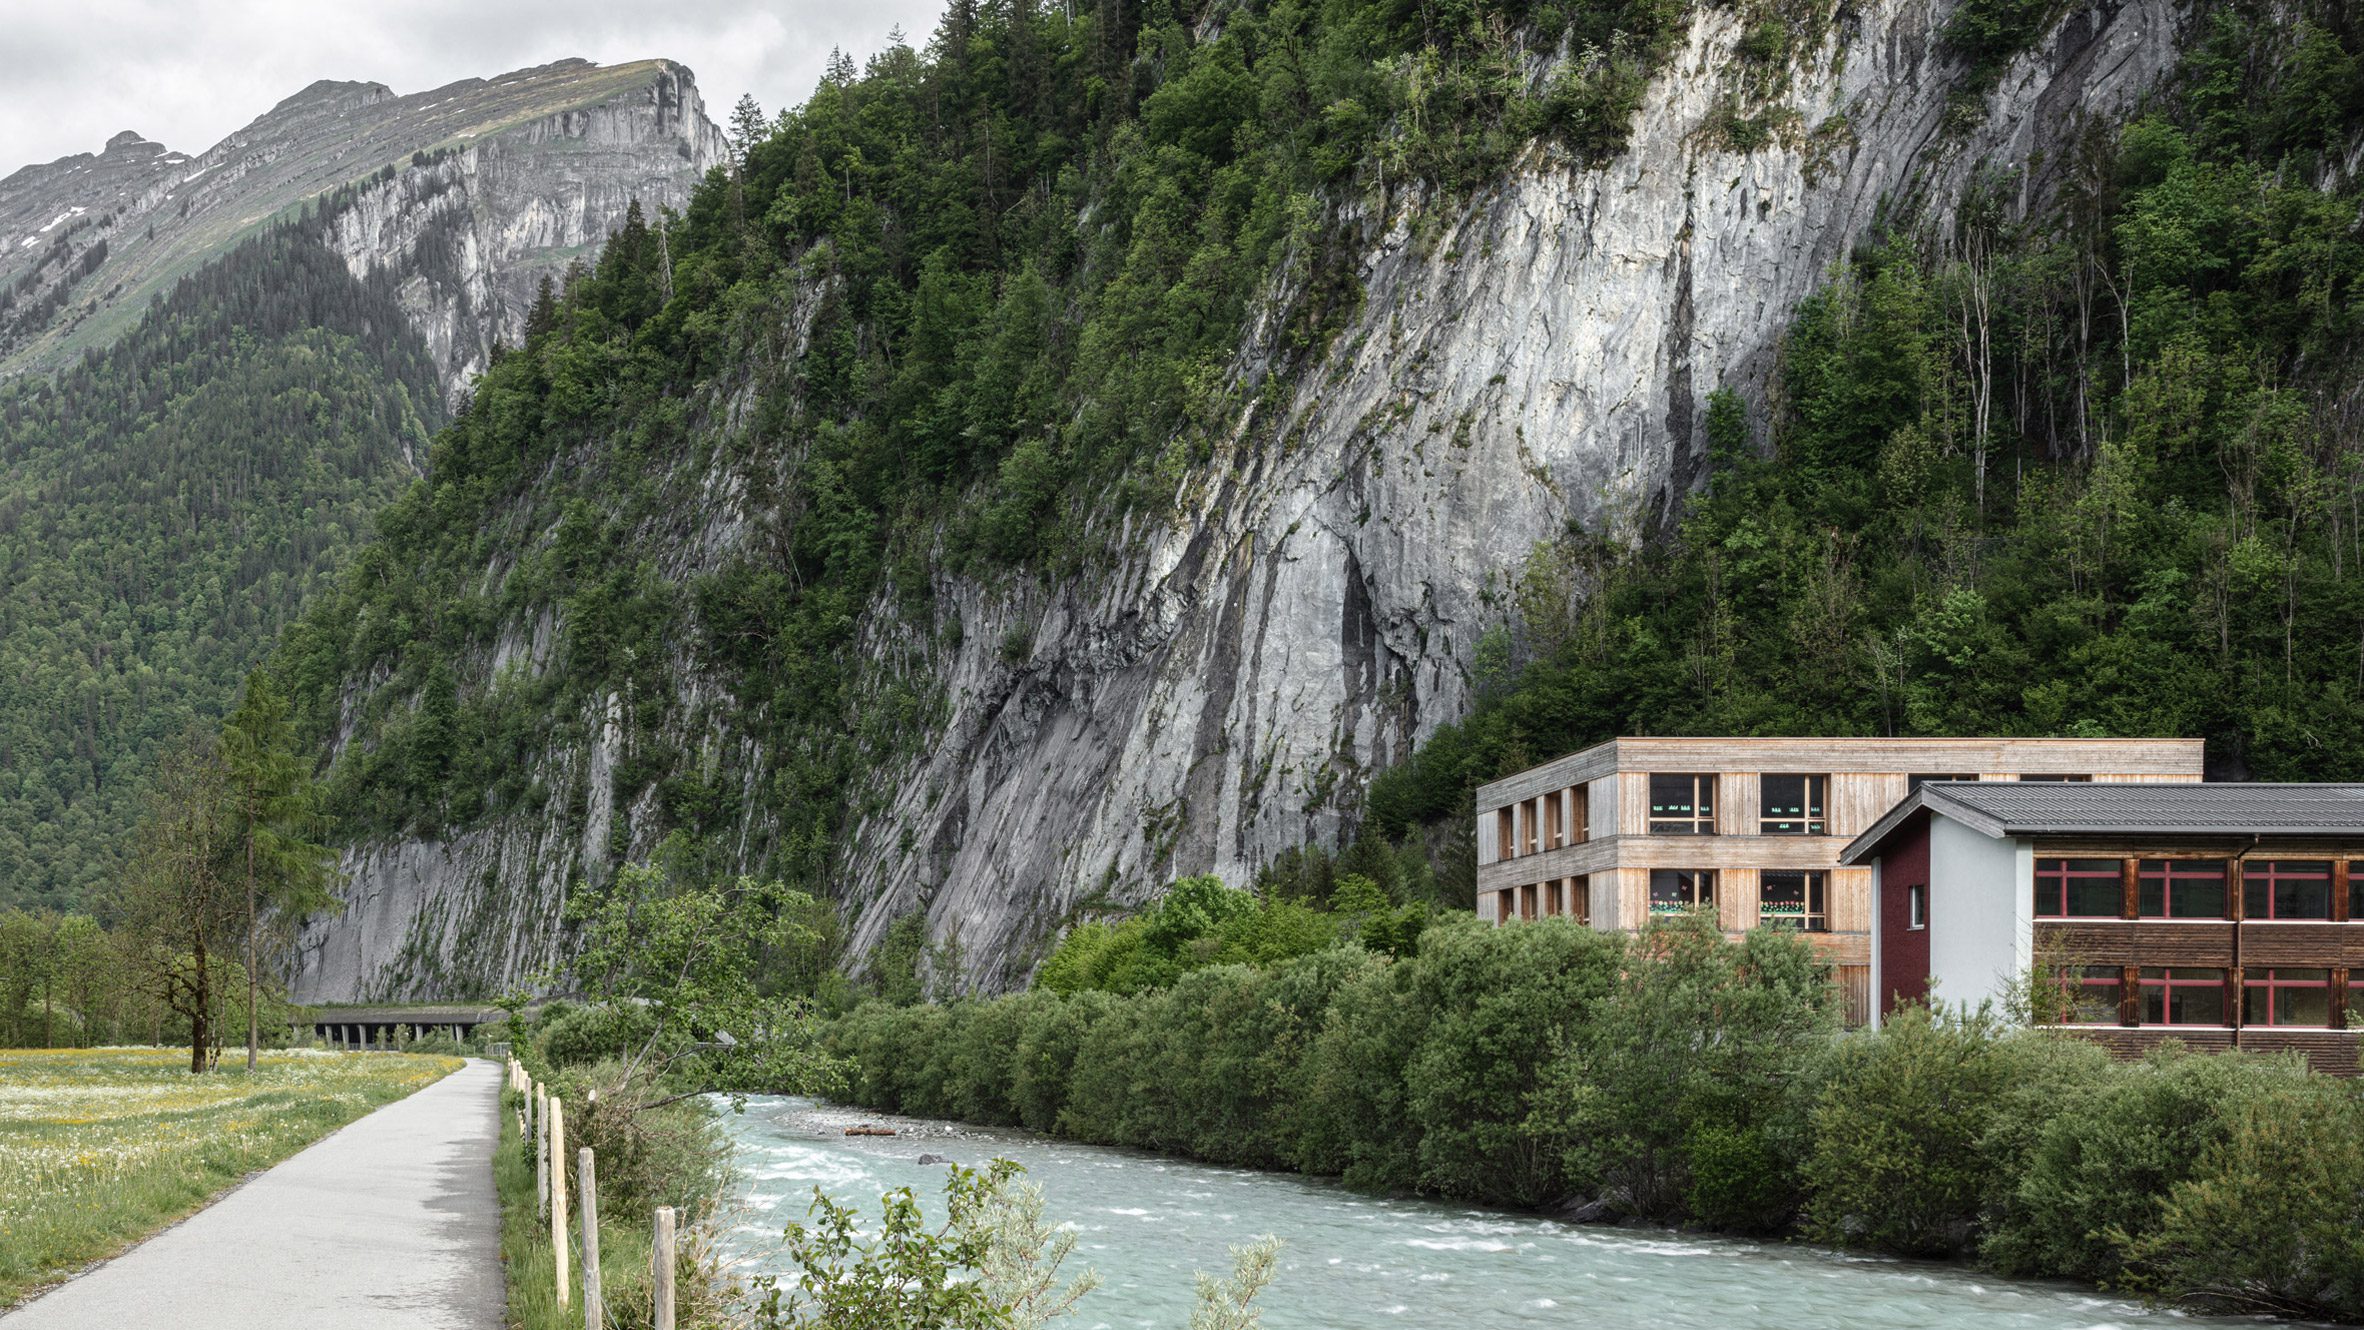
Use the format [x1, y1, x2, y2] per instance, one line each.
[1928, 818, 2034, 1014]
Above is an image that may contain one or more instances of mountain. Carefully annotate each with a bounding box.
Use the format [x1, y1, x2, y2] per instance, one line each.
[0, 60, 723, 912]
[271, 0, 2359, 1005]
[0, 58, 725, 401]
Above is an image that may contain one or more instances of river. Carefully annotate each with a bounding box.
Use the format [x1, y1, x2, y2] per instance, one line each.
[715, 1096, 2290, 1330]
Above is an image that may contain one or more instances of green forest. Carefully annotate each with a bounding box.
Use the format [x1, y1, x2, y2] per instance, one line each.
[0, 228, 442, 910]
[1370, 3, 2364, 836]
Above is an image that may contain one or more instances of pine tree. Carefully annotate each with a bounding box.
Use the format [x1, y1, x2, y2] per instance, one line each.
[221, 670, 338, 1072]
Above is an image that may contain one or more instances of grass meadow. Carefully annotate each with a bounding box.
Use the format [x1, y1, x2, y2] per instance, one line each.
[0, 1046, 460, 1307]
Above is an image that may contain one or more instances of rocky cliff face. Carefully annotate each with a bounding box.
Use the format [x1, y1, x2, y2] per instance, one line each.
[289, 0, 2187, 1001]
[0, 58, 725, 401]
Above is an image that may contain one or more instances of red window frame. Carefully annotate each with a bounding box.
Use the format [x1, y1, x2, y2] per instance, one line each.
[2035, 858, 2122, 919]
[2137, 860, 2228, 920]
[2060, 965, 2124, 1025]
[2242, 968, 2332, 1028]
[2244, 860, 2333, 920]
[2139, 967, 2229, 1027]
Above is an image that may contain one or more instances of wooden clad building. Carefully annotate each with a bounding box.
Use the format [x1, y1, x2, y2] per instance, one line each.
[1473, 737, 2207, 1024]
[1842, 782, 2364, 1073]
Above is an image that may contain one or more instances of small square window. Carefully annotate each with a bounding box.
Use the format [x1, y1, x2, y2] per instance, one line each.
[1760, 774, 1827, 835]
[1648, 774, 1717, 835]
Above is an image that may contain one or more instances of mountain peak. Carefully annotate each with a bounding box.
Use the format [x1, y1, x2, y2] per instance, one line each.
[103, 130, 160, 152]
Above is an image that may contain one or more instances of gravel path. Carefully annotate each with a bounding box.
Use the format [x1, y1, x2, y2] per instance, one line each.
[3, 1057, 502, 1329]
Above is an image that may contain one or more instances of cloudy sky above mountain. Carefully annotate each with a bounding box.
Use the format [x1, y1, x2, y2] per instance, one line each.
[1, 0, 946, 171]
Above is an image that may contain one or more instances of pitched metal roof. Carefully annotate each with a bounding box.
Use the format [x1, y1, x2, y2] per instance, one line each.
[1840, 783, 2364, 863]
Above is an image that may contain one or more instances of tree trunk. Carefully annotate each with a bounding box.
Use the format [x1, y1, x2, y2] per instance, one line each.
[190, 930, 210, 1075]
[246, 828, 260, 1073]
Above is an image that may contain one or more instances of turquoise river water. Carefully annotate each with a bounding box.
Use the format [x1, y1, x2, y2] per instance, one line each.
[716, 1096, 2300, 1330]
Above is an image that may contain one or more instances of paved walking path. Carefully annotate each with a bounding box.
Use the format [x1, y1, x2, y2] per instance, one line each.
[4, 1058, 503, 1330]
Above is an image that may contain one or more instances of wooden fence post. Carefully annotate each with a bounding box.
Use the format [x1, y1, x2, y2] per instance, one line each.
[551, 1098, 569, 1308]
[535, 1085, 549, 1219]
[579, 1147, 603, 1330]
[653, 1205, 676, 1330]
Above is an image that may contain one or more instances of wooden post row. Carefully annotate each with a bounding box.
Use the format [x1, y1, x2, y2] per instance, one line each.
[580, 1147, 603, 1330]
[653, 1206, 677, 1330]
[551, 1098, 570, 1309]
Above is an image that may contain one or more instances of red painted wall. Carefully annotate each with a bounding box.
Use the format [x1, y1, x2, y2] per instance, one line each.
[1877, 813, 1932, 1018]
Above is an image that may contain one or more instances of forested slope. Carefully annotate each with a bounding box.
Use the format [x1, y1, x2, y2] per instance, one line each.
[0, 230, 443, 908]
[275, 0, 2218, 999]
[1368, 2, 2364, 843]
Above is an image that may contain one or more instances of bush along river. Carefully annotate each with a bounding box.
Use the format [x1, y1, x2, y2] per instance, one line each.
[715, 1097, 2313, 1330]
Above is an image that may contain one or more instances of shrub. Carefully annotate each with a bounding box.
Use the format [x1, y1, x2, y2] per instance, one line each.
[538, 1001, 659, 1068]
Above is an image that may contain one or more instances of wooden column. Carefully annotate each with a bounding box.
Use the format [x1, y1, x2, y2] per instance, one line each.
[579, 1148, 602, 1330]
[551, 1099, 569, 1308]
[653, 1206, 677, 1330]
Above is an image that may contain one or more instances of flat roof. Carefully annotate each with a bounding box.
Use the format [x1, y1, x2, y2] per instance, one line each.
[1841, 782, 2364, 863]
[1475, 735, 2205, 806]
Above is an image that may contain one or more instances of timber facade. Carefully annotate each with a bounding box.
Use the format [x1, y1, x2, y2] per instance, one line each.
[1474, 737, 2207, 1025]
[1843, 782, 2364, 1074]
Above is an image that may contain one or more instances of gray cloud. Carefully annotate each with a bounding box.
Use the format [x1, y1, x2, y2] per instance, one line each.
[0, 0, 948, 171]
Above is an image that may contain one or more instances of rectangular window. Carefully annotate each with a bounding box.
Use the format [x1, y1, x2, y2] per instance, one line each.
[1495, 888, 1514, 925]
[2035, 858, 2123, 918]
[1648, 869, 1716, 915]
[1908, 773, 1978, 792]
[1574, 787, 1590, 843]
[1648, 774, 1717, 835]
[1543, 794, 1563, 850]
[1524, 799, 1541, 856]
[1759, 871, 1829, 932]
[2243, 968, 2332, 1028]
[1907, 883, 1928, 930]
[2245, 861, 2333, 920]
[2018, 774, 2092, 782]
[1569, 876, 1591, 926]
[2062, 966, 2124, 1025]
[2352, 862, 2363, 921]
[1759, 775, 1828, 835]
[1496, 808, 1514, 860]
[2140, 967, 2228, 1026]
[2138, 860, 2228, 920]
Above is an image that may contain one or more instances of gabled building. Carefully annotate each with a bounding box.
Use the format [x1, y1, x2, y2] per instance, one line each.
[1474, 737, 2205, 1022]
[1840, 782, 2364, 1072]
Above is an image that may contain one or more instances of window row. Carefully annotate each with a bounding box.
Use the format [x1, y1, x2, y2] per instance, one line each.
[1494, 788, 1588, 859]
[1647, 869, 1830, 932]
[2059, 966, 2352, 1029]
[1493, 879, 1589, 924]
[2035, 858, 2363, 921]
[1648, 773, 1833, 836]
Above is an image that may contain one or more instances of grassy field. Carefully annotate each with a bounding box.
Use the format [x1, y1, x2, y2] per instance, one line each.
[0, 1047, 462, 1308]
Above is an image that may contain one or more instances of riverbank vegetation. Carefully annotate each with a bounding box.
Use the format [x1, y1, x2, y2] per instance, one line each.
[0, 1047, 459, 1308]
[824, 914, 2364, 1321]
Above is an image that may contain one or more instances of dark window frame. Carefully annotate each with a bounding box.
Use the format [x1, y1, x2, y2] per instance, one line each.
[1759, 774, 1828, 836]
[1648, 868, 1717, 915]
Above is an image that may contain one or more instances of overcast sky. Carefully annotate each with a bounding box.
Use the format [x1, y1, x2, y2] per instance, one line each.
[1, 0, 949, 173]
